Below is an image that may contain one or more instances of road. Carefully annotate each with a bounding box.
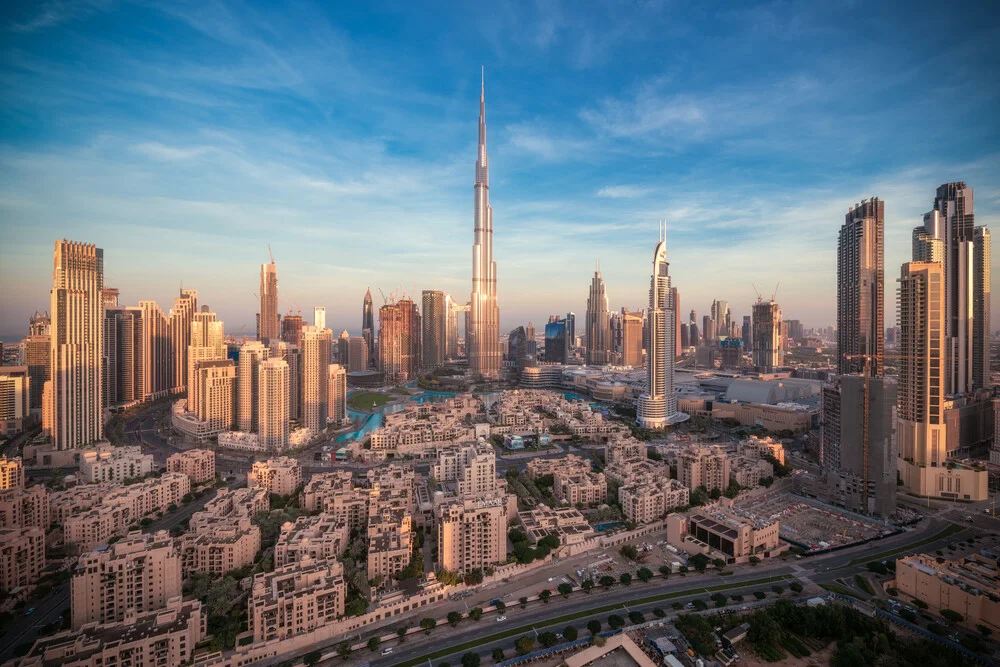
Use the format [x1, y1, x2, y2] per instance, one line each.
[0, 487, 220, 663]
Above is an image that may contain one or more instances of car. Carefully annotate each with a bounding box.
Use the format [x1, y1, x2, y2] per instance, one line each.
[964, 516, 974, 522]
[555, 633, 563, 639]
[496, 615, 507, 622]
[903, 606, 915, 613]
[382, 648, 394, 656]
[25, 608, 35, 616]
[892, 609, 900, 615]
[947, 634, 961, 644]
[685, 603, 694, 609]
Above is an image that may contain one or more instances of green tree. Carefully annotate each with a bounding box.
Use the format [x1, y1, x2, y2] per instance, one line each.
[598, 575, 615, 589]
[771, 585, 784, 595]
[469, 607, 483, 621]
[912, 599, 928, 609]
[465, 568, 485, 585]
[304, 651, 322, 666]
[658, 565, 671, 577]
[558, 583, 573, 598]
[608, 614, 625, 630]
[753, 591, 766, 600]
[619, 544, 639, 560]
[587, 619, 602, 636]
[790, 582, 803, 593]
[563, 626, 578, 641]
[539, 631, 558, 648]
[367, 636, 381, 652]
[519, 596, 529, 609]
[397, 626, 409, 642]
[337, 641, 352, 660]
[636, 567, 653, 583]
[941, 609, 964, 623]
[692, 599, 708, 611]
[492, 648, 505, 662]
[628, 611, 645, 624]
[978, 624, 992, 637]
[619, 573, 632, 586]
[653, 608, 666, 618]
[515, 636, 534, 655]
[495, 601, 506, 613]
[582, 578, 594, 593]
[689, 554, 709, 573]
[712, 558, 727, 570]
[539, 589, 551, 603]
[448, 611, 463, 627]
[748, 555, 761, 566]
[461, 652, 481, 667]
[420, 617, 437, 634]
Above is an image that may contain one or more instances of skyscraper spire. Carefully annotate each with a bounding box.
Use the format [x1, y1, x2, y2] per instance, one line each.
[469, 70, 500, 379]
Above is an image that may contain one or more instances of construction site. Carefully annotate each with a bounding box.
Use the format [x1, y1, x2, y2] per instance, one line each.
[737, 491, 891, 552]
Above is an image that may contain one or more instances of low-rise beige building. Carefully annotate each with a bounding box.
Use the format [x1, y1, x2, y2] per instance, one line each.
[19, 598, 205, 667]
[518, 504, 595, 546]
[181, 517, 260, 576]
[249, 457, 302, 497]
[190, 487, 269, 532]
[731, 457, 774, 488]
[0, 527, 45, 593]
[167, 449, 216, 485]
[274, 513, 349, 568]
[896, 552, 1000, 631]
[71, 531, 183, 630]
[678, 445, 731, 492]
[0, 484, 50, 530]
[737, 435, 785, 465]
[300, 471, 368, 532]
[248, 556, 346, 642]
[687, 506, 780, 563]
[619, 477, 690, 524]
[367, 504, 414, 582]
[79, 445, 154, 484]
[525, 454, 607, 507]
[0, 455, 25, 491]
[49, 485, 111, 525]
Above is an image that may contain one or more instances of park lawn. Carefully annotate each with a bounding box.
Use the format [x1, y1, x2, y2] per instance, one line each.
[348, 392, 393, 410]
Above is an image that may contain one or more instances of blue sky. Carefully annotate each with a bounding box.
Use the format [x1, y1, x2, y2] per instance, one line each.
[2, 0, 998, 337]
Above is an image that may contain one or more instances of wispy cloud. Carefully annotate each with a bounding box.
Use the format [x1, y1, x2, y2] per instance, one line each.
[596, 185, 654, 199]
[7, 0, 112, 33]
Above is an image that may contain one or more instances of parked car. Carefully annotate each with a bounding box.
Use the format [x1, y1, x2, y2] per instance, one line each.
[25, 608, 35, 616]
[496, 615, 507, 623]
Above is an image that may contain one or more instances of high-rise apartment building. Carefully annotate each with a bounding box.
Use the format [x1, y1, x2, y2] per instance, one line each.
[677, 445, 730, 492]
[301, 326, 332, 435]
[280, 312, 304, 347]
[49, 240, 103, 450]
[751, 299, 782, 373]
[702, 315, 714, 344]
[187, 307, 225, 415]
[347, 336, 369, 373]
[838, 198, 884, 375]
[378, 300, 420, 383]
[585, 267, 612, 365]
[621, 310, 643, 367]
[24, 315, 50, 416]
[446, 295, 463, 359]
[637, 225, 679, 428]
[258, 259, 279, 344]
[468, 75, 501, 380]
[437, 496, 507, 575]
[268, 340, 301, 421]
[119, 307, 144, 404]
[972, 226, 991, 390]
[712, 300, 728, 339]
[102, 302, 122, 409]
[71, 531, 182, 630]
[168, 288, 198, 392]
[313, 306, 325, 330]
[422, 289, 447, 370]
[139, 300, 172, 399]
[258, 358, 290, 452]
[672, 288, 681, 357]
[0, 369, 29, 436]
[362, 288, 375, 369]
[327, 364, 347, 425]
[237, 341, 270, 433]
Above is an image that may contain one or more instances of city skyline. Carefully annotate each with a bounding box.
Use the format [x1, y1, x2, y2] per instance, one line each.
[2, 1, 999, 335]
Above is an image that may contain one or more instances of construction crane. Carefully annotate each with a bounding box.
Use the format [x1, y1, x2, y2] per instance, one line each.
[771, 281, 781, 302]
[268, 244, 274, 264]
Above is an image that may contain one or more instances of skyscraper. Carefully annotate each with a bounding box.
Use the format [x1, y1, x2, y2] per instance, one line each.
[468, 72, 501, 380]
[637, 224, 680, 428]
[314, 307, 326, 331]
[362, 288, 375, 369]
[258, 260, 279, 344]
[188, 307, 226, 416]
[741, 315, 751, 351]
[258, 358, 290, 453]
[139, 300, 171, 399]
[327, 364, 347, 425]
[702, 315, 714, 344]
[837, 198, 884, 376]
[972, 226, 991, 390]
[525, 321, 536, 358]
[751, 299, 782, 373]
[672, 288, 681, 358]
[347, 337, 368, 373]
[422, 290, 447, 370]
[280, 312, 304, 347]
[269, 340, 301, 421]
[237, 341, 270, 433]
[49, 240, 104, 449]
[621, 310, 644, 368]
[169, 288, 198, 392]
[544, 319, 568, 364]
[378, 300, 420, 383]
[712, 300, 728, 339]
[585, 266, 612, 365]
[301, 326, 332, 435]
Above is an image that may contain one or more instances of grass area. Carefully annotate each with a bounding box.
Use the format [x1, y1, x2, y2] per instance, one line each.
[391, 575, 789, 667]
[853, 575, 875, 596]
[846, 523, 966, 567]
[820, 583, 855, 596]
[347, 392, 393, 411]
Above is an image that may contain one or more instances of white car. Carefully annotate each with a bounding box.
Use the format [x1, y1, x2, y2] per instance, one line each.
[496, 615, 507, 622]
[382, 648, 394, 656]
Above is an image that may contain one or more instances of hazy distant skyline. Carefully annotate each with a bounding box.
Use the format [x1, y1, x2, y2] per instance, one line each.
[2, 0, 998, 336]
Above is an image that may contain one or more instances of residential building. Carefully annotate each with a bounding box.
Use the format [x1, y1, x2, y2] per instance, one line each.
[301, 326, 332, 435]
[518, 505, 595, 545]
[237, 341, 270, 433]
[314, 306, 326, 330]
[138, 299, 172, 400]
[422, 290, 448, 370]
[752, 299, 782, 373]
[0, 485, 50, 530]
[678, 445, 731, 492]
[190, 487, 269, 533]
[327, 364, 347, 425]
[299, 472, 367, 532]
[258, 259, 279, 343]
[347, 336, 369, 373]
[468, 77, 501, 379]
[187, 307, 226, 414]
[181, 518, 260, 576]
[379, 299, 420, 384]
[258, 358, 290, 452]
[736, 436, 784, 465]
[973, 226, 991, 390]
[168, 288, 198, 392]
[619, 478, 689, 524]
[0, 367, 30, 436]
[280, 312, 304, 347]
[268, 340, 301, 421]
[24, 332, 50, 416]
[731, 457, 773, 488]
[525, 454, 606, 507]
[166, 449, 216, 485]
[838, 199, 884, 375]
[367, 501, 414, 582]
[71, 531, 182, 629]
[49, 240, 104, 449]
[18, 599, 205, 667]
[362, 288, 375, 369]
[249, 457, 302, 497]
[0, 527, 45, 592]
[274, 514, 349, 568]
[0, 455, 25, 491]
[79, 445, 154, 484]
[248, 556, 346, 642]
[437, 494, 508, 574]
[621, 310, 643, 367]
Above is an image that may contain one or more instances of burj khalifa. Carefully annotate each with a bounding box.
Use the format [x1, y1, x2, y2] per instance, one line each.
[468, 71, 501, 379]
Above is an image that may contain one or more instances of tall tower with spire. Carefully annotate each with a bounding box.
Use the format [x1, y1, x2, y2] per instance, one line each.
[258, 257, 278, 344]
[468, 69, 501, 379]
[586, 262, 612, 365]
[637, 223, 685, 428]
[362, 288, 375, 369]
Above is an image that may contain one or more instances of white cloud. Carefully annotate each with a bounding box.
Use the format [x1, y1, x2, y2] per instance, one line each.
[596, 185, 654, 199]
[133, 142, 213, 161]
